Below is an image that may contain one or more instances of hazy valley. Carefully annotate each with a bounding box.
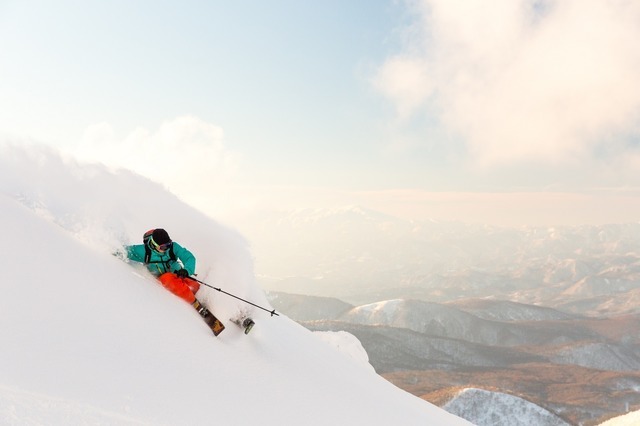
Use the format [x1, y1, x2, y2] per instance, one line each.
[252, 207, 640, 316]
[248, 206, 640, 425]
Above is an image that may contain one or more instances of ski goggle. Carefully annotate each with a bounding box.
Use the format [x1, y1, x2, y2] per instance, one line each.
[149, 237, 172, 253]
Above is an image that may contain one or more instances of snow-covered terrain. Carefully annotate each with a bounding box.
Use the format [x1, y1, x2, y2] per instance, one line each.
[336, 299, 594, 347]
[0, 143, 469, 425]
[598, 409, 640, 426]
[549, 342, 640, 372]
[443, 388, 570, 426]
[271, 289, 640, 423]
[447, 299, 577, 322]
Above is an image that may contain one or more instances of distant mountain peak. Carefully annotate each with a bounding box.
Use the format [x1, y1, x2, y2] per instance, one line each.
[444, 388, 570, 426]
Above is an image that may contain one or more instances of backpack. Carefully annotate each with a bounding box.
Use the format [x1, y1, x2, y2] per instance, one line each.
[143, 229, 177, 264]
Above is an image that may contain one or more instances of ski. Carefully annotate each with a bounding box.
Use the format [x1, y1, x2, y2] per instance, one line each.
[202, 310, 225, 336]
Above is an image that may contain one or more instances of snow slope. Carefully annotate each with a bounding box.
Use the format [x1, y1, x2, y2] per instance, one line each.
[598, 409, 640, 426]
[0, 142, 469, 425]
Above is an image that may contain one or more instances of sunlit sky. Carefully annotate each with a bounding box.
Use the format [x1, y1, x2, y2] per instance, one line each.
[2, 0, 640, 226]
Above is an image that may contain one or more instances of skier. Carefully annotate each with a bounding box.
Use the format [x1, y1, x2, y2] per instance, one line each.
[124, 228, 224, 335]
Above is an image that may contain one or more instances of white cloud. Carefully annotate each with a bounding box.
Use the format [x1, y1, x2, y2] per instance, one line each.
[373, 57, 434, 120]
[376, 0, 640, 167]
[75, 116, 238, 210]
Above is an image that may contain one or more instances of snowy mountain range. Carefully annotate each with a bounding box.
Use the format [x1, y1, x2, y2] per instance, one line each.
[248, 204, 640, 424]
[0, 143, 469, 425]
[268, 290, 640, 424]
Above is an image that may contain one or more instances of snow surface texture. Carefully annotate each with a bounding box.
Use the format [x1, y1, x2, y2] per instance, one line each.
[313, 331, 375, 373]
[444, 388, 569, 426]
[0, 142, 469, 425]
[598, 409, 640, 426]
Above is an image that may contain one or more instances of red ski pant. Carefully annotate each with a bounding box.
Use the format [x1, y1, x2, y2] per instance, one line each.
[158, 273, 200, 304]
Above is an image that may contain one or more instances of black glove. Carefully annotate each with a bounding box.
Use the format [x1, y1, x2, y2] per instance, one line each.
[176, 269, 189, 278]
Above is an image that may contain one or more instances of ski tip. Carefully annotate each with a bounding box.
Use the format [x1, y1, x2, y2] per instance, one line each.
[210, 320, 225, 336]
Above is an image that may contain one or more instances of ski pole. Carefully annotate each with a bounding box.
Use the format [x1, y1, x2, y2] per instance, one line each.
[190, 277, 279, 317]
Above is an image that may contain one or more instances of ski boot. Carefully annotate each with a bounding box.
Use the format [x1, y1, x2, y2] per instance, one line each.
[231, 316, 255, 335]
[242, 318, 255, 335]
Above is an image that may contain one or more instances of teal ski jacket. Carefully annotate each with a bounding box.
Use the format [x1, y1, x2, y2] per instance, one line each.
[126, 242, 196, 277]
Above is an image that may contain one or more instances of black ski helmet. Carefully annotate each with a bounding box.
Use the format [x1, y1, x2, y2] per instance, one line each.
[144, 228, 172, 252]
[151, 229, 171, 245]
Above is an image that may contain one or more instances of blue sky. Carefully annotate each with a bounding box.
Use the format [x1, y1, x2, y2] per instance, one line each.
[2, 0, 640, 226]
